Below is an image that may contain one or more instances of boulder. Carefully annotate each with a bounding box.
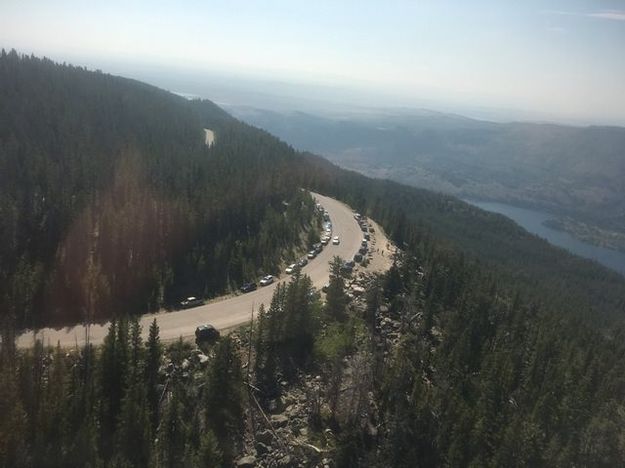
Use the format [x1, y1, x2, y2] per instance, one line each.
[197, 353, 209, 365]
[236, 455, 256, 467]
[270, 414, 289, 428]
[256, 429, 274, 445]
[255, 441, 270, 455]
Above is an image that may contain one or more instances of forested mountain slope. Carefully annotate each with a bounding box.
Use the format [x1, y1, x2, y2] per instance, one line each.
[0, 51, 316, 328]
[2, 50, 625, 333]
[2, 51, 625, 467]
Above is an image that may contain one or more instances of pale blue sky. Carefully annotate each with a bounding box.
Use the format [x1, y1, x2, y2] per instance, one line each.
[1, 0, 624, 123]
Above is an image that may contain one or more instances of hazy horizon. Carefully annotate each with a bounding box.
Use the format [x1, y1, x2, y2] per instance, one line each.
[2, 0, 625, 125]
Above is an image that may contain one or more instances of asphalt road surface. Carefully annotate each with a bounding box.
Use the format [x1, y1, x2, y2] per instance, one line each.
[16, 192, 390, 348]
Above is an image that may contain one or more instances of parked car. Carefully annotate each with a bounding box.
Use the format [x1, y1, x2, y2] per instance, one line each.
[260, 275, 274, 286]
[307, 250, 317, 259]
[313, 243, 323, 253]
[298, 258, 308, 267]
[364, 233, 370, 241]
[180, 296, 204, 309]
[240, 282, 257, 293]
[341, 261, 355, 274]
[195, 324, 220, 344]
[321, 236, 329, 245]
[361, 240, 368, 247]
[359, 246, 368, 255]
[332, 236, 340, 245]
[285, 263, 298, 274]
[354, 253, 363, 263]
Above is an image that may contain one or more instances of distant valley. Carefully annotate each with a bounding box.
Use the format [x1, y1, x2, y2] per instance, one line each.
[228, 105, 625, 253]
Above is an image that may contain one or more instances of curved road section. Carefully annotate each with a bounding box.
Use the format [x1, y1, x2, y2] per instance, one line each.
[16, 193, 392, 348]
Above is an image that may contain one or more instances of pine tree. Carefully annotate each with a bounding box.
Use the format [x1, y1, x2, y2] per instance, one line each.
[205, 336, 243, 461]
[0, 329, 27, 466]
[325, 256, 348, 321]
[155, 389, 186, 468]
[198, 430, 223, 468]
[146, 318, 163, 430]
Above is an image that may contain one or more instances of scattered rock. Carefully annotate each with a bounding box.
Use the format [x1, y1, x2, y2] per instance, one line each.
[277, 454, 294, 467]
[282, 394, 296, 406]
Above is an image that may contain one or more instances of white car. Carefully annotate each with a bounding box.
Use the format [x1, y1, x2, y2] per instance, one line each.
[332, 236, 340, 245]
[285, 263, 297, 274]
[260, 275, 274, 286]
[321, 236, 330, 245]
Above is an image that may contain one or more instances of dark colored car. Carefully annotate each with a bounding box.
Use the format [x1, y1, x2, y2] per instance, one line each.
[180, 296, 204, 309]
[195, 324, 220, 344]
[354, 253, 363, 263]
[298, 258, 308, 268]
[240, 282, 257, 293]
[341, 260, 355, 274]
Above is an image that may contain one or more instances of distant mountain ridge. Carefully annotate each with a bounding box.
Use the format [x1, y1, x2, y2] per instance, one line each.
[227, 105, 625, 243]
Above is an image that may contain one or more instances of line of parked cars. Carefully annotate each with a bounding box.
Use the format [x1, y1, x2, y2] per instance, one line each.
[191, 203, 334, 343]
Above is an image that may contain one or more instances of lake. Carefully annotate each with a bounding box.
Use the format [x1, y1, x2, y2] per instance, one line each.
[467, 200, 625, 277]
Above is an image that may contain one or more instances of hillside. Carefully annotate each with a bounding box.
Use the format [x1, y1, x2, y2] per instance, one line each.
[2, 52, 625, 466]
[229, 106, 625, 250]
[0, 51, 317, 328]
[2, 51, 625, 331]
